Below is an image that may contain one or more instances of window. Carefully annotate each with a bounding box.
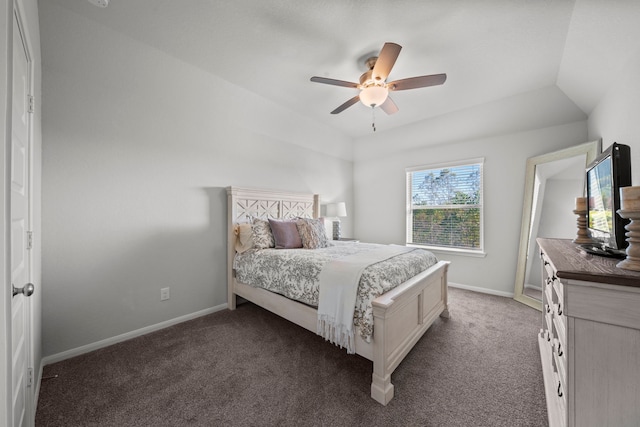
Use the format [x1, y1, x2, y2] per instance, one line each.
[406, 158, 484, 253]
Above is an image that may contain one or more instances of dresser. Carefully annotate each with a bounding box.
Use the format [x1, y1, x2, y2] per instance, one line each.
[537, 238, 640, 427]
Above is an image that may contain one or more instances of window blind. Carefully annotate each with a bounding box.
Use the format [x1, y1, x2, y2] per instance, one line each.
[407, 160, 483, 250]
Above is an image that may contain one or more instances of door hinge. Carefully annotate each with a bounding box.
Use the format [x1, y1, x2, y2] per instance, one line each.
[28, 95, 35, 114]
[27, 231, 33, 250]
[27, 368, 33, 387]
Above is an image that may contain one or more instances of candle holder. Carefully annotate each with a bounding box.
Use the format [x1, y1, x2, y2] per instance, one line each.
[573, 197, 592, 245]
[617, 186, 640, 271]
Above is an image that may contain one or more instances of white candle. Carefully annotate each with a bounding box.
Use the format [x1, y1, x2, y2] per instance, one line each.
[620, 186, 640, 211]
[575, 197, 587, 211]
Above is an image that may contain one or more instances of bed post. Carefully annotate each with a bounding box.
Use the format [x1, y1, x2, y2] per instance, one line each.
[369, 260, 450, 405]
[227, 187, 237, 310]
[440, 263, 450, 318]
[371, 371, 394, 405]
[371, 306, 394, 405]
[313, 194, 320, 218]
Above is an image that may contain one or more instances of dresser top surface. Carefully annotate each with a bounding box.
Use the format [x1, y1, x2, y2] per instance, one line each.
[537, 238, 640, 288]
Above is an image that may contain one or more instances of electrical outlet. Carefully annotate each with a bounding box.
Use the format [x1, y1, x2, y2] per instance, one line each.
[160, 287, 170, 301]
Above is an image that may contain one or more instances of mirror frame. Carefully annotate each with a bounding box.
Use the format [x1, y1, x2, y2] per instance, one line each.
[514, 140, 601, 310]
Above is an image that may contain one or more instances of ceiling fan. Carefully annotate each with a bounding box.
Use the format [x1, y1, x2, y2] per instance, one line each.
[310, 42, 446, 117]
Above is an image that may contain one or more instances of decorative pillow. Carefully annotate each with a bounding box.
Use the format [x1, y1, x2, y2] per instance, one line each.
[234, 223, 253, 253]
[268, 219, 303, 249]
[251, 217, 275, 249]
[296, 217, 330, 249]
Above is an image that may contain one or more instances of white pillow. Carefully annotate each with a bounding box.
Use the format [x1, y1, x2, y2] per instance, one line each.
[234, 223, 254, 253]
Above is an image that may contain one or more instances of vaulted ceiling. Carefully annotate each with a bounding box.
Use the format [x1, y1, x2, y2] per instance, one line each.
[48, 0, 640, 138]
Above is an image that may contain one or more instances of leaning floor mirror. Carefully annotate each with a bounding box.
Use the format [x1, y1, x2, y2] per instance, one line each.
[514, 140, 601, 310]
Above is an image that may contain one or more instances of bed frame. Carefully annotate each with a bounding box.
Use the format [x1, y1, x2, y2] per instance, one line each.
[226, 186, 449, 405]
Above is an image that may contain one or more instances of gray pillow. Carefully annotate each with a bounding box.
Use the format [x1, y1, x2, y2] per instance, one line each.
[268, 219, 303, 249]
[295, 218, 330, 249]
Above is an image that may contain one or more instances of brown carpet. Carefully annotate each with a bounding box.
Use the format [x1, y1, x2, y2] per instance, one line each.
[36, 287, 547, 427]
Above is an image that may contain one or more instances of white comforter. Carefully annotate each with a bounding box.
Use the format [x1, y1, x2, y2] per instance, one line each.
[233, 242, 438, 342]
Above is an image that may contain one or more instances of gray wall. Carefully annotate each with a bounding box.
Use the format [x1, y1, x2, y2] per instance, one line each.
[538, 178, 583, 239]
[39, 2, 353, 357]
[589, 47, 640, 185]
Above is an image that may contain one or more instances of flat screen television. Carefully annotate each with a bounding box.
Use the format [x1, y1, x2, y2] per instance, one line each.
[584, 142, 632, 257]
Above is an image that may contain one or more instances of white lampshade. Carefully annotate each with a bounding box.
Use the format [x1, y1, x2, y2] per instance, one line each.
[325, 202, 347, 217]
[359, 86, 388, 107]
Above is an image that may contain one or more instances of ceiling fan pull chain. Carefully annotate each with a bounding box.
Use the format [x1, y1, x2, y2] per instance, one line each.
[371, 106, 376, 132]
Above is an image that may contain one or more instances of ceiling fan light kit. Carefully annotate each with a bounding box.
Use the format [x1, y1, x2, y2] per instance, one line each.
[359, 85, 388, 107]
[310, 42, 447, 131]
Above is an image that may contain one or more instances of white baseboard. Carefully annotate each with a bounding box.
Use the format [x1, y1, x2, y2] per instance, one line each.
[41, 303, 227, 366]
[448, 282, 514, 298]
[524, 283, 542, 292]
[33, 362, 44, 417]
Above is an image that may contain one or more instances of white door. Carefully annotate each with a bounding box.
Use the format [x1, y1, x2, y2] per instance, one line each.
[11, 10, 34, 427]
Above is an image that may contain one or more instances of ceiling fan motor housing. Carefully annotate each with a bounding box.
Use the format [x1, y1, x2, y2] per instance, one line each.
[359, 69, 385, 88]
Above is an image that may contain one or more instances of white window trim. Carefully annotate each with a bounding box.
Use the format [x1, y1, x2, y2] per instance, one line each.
[406, 157, 485, 254]
[407, 243, 487, 258]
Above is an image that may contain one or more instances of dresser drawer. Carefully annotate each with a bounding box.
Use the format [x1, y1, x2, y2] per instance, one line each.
[539, 330, 567, 427]
[552, 278, 564, 303]
[544, 302, 553, 316]
[552, 314, 566, 351]
[545, 285, 555, 308]
[553, 338, 566, 384]
[542, 253, 555, 278]
[553, 370, 566, 409]
[544, 311, 554, 336]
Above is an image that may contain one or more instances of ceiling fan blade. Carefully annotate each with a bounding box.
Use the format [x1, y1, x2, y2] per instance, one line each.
[372, 42, 402, 81]
[310, 76, 359, 88]
[330, 95, 360, 114]
[379, 96, 399, 115]
[387, 73, 447, 91]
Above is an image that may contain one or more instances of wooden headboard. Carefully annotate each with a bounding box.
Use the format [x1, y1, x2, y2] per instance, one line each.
[226, 186, 319, 224]
[226, 186, 320, 308]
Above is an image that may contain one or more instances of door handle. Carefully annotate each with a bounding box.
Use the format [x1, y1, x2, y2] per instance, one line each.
[12, 283, 35, 297]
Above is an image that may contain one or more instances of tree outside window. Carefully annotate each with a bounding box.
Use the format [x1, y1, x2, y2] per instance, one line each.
[407, 160, 483, 251]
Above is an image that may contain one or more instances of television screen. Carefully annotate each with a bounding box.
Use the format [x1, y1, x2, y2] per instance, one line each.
[587, 156, 613, 234]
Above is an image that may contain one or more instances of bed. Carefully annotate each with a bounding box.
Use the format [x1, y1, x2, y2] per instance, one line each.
[226, 186, 450, 405]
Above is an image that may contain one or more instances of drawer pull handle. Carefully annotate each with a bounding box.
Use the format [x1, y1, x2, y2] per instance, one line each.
[557, 303, 563, 316]
[557, 342, 563, 357]
[546, 304, 551, 313]
[557, 382, 563, 397]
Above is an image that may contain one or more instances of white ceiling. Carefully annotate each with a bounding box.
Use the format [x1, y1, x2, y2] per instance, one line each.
[49, 0, 640, 139]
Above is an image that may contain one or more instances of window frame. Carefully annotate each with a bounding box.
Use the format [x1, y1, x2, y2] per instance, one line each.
[406, 158, 485, 257]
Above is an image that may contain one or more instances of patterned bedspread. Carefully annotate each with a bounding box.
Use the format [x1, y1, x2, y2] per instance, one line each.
[233, 242, 438, 341]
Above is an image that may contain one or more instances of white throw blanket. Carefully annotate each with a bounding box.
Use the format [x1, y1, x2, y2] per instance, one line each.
[317, 245, 415, 354]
